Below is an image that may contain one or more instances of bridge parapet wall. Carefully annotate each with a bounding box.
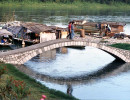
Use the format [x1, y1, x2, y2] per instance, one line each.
[0, 39, 130, 64]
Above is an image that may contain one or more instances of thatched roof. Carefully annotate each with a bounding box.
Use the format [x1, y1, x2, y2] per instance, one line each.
[7, 26, 23, 35]
[102, 22, 126, 26]
[49, 26, 68, 31]
[49, 26, 57, 30]
[21, 22, 52, 33]
[74, 20, 126, 26]
[56, 27, 68, 31]
[0, 29, 13, 36]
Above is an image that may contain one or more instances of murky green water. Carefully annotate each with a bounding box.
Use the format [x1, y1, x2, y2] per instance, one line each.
[0, 7, 130, 100]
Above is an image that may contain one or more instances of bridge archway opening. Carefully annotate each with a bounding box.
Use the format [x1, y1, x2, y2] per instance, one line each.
[65, 46, 126, 63]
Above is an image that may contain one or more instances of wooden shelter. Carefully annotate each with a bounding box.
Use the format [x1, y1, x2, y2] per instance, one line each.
[101, 22, 125, 37]
[0, 29, 13, 46]
[20, 22, 53, 43]
[40, 31, 56, 43]
[49, 26, 68, 39]
[74, 20, 126, 37]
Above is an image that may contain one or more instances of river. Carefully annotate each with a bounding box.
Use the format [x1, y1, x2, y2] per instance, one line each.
[16, 47, 130, 100]
[0, 8, 130, 100]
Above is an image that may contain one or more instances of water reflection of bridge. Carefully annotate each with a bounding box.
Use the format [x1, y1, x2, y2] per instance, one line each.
[15, 61, 128, 85]
[30, 47, 68, 62]
[15, 61, 129, 95]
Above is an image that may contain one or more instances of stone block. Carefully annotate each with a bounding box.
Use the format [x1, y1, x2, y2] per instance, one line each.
[47, 46, 50, 51]
[68, 42, 71, 46]
[14, 61, 18, 64]
[80, 42, 84, 46]
[77, 42, 80, 45]
[83, 42, 86, 46]
[44, 47, 48, 51]
[12, 61, 15, 64]
[61, 43, 65, 47]
[38, 49, 42, 54]
[88, 42, 92, 46]
[33, 52, 37, 57]
[49, 45, 54, 50]
[71, 41, 73, 45]
[118, 53, 123, 59]
[52, 44, 55, 49]
[101, 45, 105, 49]
[28, 55, 32, 59]
[56, 44, 59, 48]
[121, 56, 126, 61]
[17, 61, 22, 65]
[58, 43, 62, 47]
[86, 42, 89, 46]
[35, 49, 39, 54]
[74, 41, 77, 45]
[65, 42, 68, 46]
[104, 46, 109, 51]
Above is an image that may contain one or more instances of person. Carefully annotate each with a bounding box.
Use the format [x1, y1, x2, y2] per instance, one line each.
[98, 23, 102, 36]
[105, 24, 111, 36]
[71, 21, 75, 40]
[3, 38, 7, 43]
[67, 21, 72, 39]
[107, 24, 111, 32]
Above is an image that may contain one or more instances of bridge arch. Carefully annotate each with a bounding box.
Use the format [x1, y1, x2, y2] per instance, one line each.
[0, 39, 130, 65]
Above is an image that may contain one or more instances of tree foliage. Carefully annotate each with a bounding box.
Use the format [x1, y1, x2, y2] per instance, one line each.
[0, 0, 130, 4]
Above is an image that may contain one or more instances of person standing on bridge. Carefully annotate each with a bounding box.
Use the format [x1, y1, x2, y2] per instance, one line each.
[71, 21, 75, 40]
[67, 21, 72, 39]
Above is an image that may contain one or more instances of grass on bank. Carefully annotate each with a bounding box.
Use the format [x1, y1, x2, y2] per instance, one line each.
[0, 63, 77, 100]
[110, 43, 130, 50]
[0, 1, 130, 11]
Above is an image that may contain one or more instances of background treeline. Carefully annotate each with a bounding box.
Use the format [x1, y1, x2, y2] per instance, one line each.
[0, 0, 130, 4]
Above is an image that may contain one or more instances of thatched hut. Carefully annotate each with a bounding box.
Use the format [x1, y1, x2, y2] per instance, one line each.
[0, 29, 13, 45]
[21, 22, 52, 41]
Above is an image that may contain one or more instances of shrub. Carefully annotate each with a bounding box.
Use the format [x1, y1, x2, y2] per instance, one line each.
[0, 76, 31, 100]
[6, 77, 31, 99]
[0, 66, 7, 78]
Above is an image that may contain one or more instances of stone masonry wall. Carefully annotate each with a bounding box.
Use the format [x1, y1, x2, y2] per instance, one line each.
[0, 39, 130, 65]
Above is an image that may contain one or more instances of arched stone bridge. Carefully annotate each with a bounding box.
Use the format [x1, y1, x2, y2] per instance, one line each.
[0, 39, 130, 65]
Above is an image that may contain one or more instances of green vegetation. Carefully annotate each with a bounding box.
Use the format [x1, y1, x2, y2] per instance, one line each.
[0, 63, 77, 100]
[110, 43, 130, 50]
[0, 0, 130, 4]
[0, 1, 130, 11]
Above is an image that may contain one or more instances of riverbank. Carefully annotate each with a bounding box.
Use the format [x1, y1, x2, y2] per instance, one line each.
[110, 43, 130, 50]
[0, 63, 77, 100]
[0, 1, 130, 11]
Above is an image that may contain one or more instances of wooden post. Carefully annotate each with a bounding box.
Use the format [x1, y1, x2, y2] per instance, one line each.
[80, 29, 85, 38]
